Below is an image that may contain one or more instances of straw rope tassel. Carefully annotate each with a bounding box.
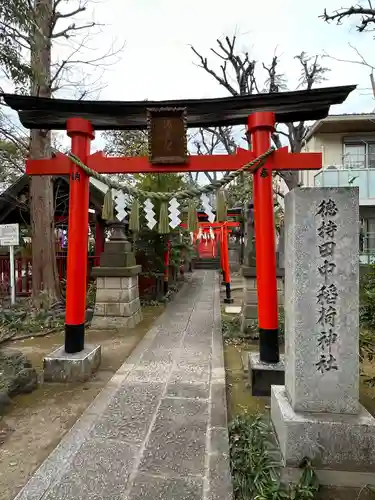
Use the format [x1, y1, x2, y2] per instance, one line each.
[102, 188, 114, 221]
[129, 198, 140, 232]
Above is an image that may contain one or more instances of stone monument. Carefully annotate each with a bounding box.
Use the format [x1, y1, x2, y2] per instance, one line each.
[272, 187, 375, 484]
[91, 222, 142, 330]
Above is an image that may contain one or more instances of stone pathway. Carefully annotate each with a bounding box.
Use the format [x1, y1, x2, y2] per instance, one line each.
[14, 271, 232, 500]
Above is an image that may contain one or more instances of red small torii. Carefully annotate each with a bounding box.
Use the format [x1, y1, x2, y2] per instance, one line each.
[181, 220, 241, 304]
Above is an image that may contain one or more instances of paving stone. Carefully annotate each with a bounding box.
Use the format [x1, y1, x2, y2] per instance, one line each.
[166, 361, 210, 398]
[148, 333, 182, 350]
[179, 345, 212, 364]
[139, 398, 208, 476]
[126, 362, 173, 382]
[91, 382, 164, 443]
[166, 382, 209, 399]
[128, 473, 203, 500]
[42, 438, 138, 500]
[185, 326, 213, 339]
[183, 338, 212, 353]
[140, 348, 177, 364]
[169, 362, 210, 384]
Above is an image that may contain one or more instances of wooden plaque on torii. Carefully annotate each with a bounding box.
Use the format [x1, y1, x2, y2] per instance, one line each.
[147, 107, 187, 164]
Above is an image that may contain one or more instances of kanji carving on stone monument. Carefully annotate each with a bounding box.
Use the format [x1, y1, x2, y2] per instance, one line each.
[315, 198, 339, 373]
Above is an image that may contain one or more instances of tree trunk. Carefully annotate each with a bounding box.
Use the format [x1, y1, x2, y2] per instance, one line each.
[29, 0, 60, 307]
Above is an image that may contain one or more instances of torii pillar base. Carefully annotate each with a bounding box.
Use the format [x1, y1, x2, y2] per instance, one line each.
[43, 345, 101, 383]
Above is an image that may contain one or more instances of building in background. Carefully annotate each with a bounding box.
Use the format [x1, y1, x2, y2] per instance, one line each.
[301, 113, 375, 264]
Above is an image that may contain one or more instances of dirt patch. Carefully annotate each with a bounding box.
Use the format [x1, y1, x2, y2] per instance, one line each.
[0, 305, 164, 500]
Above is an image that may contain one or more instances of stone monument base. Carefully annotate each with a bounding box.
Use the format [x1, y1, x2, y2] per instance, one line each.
[248, 352, 285, 397]
[271, 386, 375, 472]
[281, 467, 375, 491]
[43, 345, 101, 383]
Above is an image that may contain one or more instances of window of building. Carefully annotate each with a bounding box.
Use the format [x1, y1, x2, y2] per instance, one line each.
[344, 141, 375, 169]
[360, 218, 375, 253]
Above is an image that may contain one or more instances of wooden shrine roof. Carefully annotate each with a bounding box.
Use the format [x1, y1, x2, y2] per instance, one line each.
[0, 175, 106, 225]
[1, 85, 356, 130]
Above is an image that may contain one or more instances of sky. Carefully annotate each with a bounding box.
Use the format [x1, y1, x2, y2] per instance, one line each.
[89, 0, 374, 107]
[3, 0, 375, 152]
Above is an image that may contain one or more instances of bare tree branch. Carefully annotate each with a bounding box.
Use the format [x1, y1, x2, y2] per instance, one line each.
[52, 21, 97, 39]
[191, 45, 239, 96]
[191, 36, 329, 190]
[263, 56, 287, 93]
[295, 51, 330, 90]
[323, 42, 375, 71]
[321, 3, 375, 32]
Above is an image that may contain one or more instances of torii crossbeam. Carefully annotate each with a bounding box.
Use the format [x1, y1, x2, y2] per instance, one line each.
[2, 86, 355, 364]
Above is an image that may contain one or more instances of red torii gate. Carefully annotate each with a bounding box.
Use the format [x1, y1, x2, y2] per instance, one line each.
[2, 85, 354, 365]
[27, 112, 320, 363]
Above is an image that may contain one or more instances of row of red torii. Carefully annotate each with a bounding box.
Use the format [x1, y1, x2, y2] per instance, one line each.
[3, 85, 355, 365]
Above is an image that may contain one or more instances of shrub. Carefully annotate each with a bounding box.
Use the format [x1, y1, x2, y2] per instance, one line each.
[360, 265, 375, 330]
[222, 310, 285, 343]
[229, 413, 319, 500]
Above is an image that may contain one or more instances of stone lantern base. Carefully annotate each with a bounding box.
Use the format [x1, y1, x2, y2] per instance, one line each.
[90, 266, 142, 330]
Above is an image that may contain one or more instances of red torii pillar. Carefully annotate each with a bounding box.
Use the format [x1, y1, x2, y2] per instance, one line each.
[249, 112, 279, 363]
[65, 118, 94, 353]
[26, 111, 321, 360]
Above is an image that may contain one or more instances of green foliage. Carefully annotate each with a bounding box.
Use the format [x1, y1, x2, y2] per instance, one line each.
[229, 413, 319, 500]
[102, 129, 190, 280]
[86, 281, 97, 308]
[0, 309, 64, 335]
[103, 130, 148, 157]
[0, 138, 25, 184]
[359, 329, 375, 387]
[222, 310, 285, 343]
[134, 172, 187, 194]
[222, 314, 242, 338]
[0, 1, 32, 90]
[360, 265, 375, 331]
[353, 265, 375, 386]
[226, 173, 253, 209]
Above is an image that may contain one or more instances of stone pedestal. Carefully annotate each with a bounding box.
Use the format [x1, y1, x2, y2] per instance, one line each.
[91, 268, 142, 329]
[240, 266, 284, 332]
[228, 246, 240, 272]
[43, 345, 101, 383]
[244, 266, 285, 397]
[248, 352, 285, 397]
[90, 222, 142, 330]
[272, 187, 375, 480]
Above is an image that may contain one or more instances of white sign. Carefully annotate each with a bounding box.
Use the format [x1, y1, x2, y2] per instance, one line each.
[0, 224, 19, 246]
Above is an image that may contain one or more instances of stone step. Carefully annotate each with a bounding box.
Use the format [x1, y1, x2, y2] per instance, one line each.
[193, 259, 221, 270]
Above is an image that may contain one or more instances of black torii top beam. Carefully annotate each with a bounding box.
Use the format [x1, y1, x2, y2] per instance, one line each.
[1, 85, 356, 131]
